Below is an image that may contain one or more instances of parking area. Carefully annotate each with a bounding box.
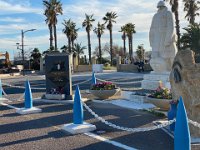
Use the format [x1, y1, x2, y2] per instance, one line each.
[0, 72, 173, 150]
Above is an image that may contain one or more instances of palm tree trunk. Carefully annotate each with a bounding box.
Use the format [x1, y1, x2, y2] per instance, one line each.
[98, 37, 102, 64]
[54, 24, 57, 51]
[190, 0, 195, 25]
[72, 40, 75, 51]
[110, 29, 113, 66]
[78, 55, 80, 65]
[174, 11, 181, 50]
[87, 31, 92, 64]
[128, 38, 131, 59]
[49, 24, 53, 49]
[130, 35, 133, 59]
[123, 33, 126, 55]
[68, 37, 71, 53]
[170, 0, 181, 50]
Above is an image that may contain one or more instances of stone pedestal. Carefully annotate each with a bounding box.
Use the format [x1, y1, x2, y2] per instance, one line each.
[62, 122, 96, 134]
[141, 71, 170, 90]
[45, 94, 65, 100]
[16, 107, 42, 115]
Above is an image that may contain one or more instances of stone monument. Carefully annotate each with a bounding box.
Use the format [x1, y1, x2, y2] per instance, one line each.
[142, 1, 177, 90]
[45, 53, 72, 100]
[170, 49, 200, 138]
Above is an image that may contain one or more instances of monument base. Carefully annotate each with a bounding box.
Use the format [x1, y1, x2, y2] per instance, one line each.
[141, 71, 171, 90]
[62, 122, 96, 134]
[45, 94, 65, 100]
[42, 94, 73, 100]
[16, 107, 42, 115]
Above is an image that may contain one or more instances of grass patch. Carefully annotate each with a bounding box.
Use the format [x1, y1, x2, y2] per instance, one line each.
[143, 109, 166, 117]
[103, 66, 117, 70]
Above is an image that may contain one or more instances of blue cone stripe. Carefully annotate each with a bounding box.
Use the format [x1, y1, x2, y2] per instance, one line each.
[73, 85, 83, 124]
[0, 79, 2, 98]
[174, 96, 191, 150]
[92, 72, 96, 85]
[25, 80, 33, 109]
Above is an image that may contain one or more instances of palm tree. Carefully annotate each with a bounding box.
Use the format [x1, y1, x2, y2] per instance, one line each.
[71, 27, 79, 49]
[72, 43, 86, 65]
[136, 45, 145, 62]
[103, 11, 118, 66]
[43, 0, 54, 49]
[60, 45, 69, 53]
[43, 0, 63, 51]
[63, 19, 77, 53]
[183, 0, 200, 25]
[165, 0, 180, 50]
[119, 25, 127, 56]
[124, 23, 136, 59]
[180, 23, 200, 55]
[93, 22, 105, 64]
[82, 14, 95, 64]
[30, 48, 41, 70]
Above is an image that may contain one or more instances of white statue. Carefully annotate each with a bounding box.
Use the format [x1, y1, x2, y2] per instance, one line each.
[149, 1, 177, 73]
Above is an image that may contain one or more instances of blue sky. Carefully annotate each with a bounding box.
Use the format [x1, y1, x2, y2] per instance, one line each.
[0, 0, 199, 60]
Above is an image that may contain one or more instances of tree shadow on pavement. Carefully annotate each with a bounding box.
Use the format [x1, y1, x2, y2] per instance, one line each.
[0, 130, 70, 147]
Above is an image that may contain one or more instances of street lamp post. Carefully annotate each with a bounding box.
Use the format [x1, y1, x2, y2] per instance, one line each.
[17, 29, 36, 76]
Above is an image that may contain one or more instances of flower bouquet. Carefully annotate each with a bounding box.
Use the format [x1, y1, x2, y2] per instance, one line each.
[146, 81, 172, 110]
[45, 87, 65, 100]
[90, 82, 120, 99]
[148, 85, 172, 99]
[49, 87, 64, 94]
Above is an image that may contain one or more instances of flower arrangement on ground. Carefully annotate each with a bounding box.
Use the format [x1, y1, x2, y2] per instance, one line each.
[90, 82, 119, 99]
[45, 87, 65, 100]
[90, 82, 117, 90]
[49, 87, 64, 94]
[148, 81, 172, 99]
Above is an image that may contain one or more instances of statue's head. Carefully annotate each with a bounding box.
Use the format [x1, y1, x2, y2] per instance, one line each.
[157, 1, 166, 8]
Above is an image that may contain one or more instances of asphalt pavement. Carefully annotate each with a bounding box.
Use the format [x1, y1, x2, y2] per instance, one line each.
[0, 71, 174, 150]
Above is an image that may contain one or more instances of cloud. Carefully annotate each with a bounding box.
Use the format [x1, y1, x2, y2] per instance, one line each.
[0, 17, 25, 22]
[5, 0, 31, 6]
[0, 0, 42, 15]
[0, 0, 199, 56]
[0, 22, 47, 35]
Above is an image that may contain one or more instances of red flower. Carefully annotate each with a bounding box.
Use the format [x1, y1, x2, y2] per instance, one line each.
[90, 82, 117, 90]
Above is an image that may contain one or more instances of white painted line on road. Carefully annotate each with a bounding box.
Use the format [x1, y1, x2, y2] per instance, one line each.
[84, 132, 138, 150]
[154, 121, 174, 139]
[1, 102, 19, 110]
[160, 126, 174, 139]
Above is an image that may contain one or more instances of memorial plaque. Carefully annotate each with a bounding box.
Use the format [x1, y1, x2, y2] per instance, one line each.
[45, 53, 72, 100]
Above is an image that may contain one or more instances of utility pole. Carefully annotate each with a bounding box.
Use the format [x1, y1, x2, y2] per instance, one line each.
[17, 29, 36, 76]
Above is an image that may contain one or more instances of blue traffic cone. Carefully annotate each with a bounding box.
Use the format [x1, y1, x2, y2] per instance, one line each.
[73, 85, 83, 124]
[24, 80, 33, 109]
[174, 96, 191, 150]
[92, 72, 96, 85]
[0, 79, 2, 98]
